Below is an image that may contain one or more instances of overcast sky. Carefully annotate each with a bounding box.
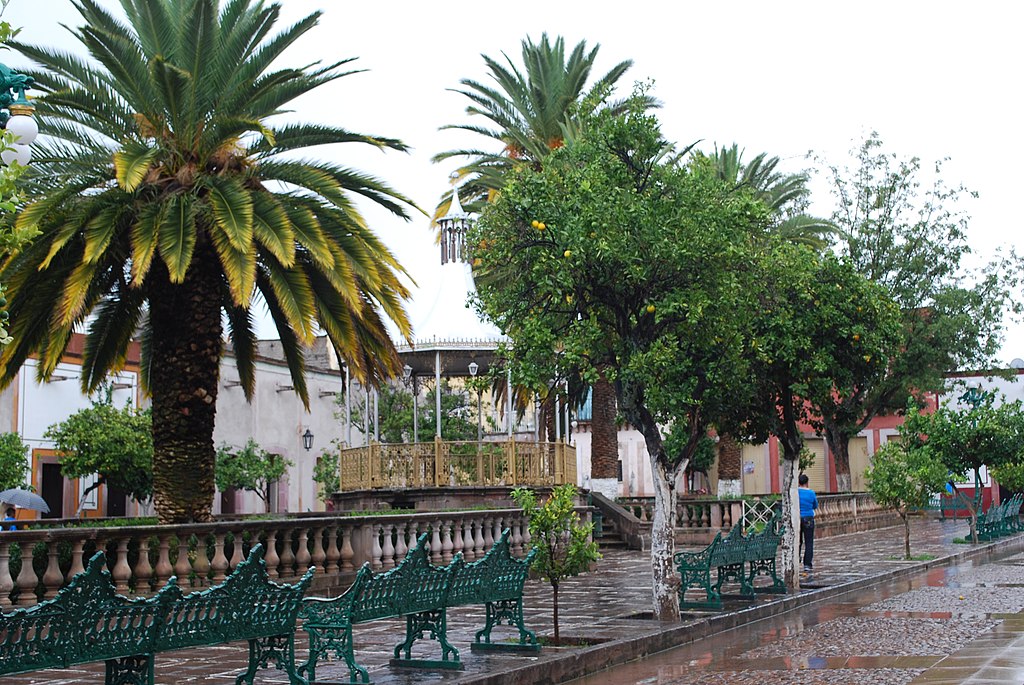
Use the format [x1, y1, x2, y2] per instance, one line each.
[5, 1, 1022, 364]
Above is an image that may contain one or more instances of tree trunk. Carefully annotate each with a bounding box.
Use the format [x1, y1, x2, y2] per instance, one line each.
[900, 510, 911, 559]
[552, 581, 560, 646]
[650, 456, 682, 621]
[779, 457, 800, 589]
[716, 433, 742, 498]
[823, 421, 854, 492]
[148, 248, 223, 523]
[591, 372, 619, 478]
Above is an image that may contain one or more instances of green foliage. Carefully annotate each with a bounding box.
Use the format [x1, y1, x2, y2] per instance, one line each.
[44, 388, 153, 507]
[215, 439, 291, 513]
[312, 451, 339, 503]
[511, 484, 599, 643]
[0, 430, 27, 489]
[472, 90, 771, 473]
[815, 133, 1024, 476]
[866, 421, 957, 559]
[434, 33, 650, 216]
[990, 460, 1024, 494]
[866, 441, 948, 514]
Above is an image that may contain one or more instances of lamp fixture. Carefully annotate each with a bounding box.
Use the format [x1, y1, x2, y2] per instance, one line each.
[302, 428, 314, 451]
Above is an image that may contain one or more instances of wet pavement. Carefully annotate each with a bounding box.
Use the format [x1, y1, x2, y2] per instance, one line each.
[4, 516, 1023, 684]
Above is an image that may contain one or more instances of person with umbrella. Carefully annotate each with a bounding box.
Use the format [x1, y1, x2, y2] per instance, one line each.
[2, 506, 14, 530]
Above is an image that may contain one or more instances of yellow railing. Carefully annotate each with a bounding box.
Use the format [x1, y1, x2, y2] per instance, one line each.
[337, 439, 577, 490]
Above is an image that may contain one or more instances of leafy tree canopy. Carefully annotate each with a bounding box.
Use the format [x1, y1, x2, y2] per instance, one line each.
[214, 438, 290, 512]
[816, 133, 1024, 487]
[0, 430, 28, 490]
[44, 388, 153, 506]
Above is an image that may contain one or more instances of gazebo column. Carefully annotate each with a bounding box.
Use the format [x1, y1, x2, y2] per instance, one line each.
[435, 350, 442, 439]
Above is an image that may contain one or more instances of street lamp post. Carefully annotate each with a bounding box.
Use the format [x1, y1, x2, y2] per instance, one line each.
[404, 364, 418, 444]
[0, 64, 37, 166]
[468, 361, 481, 441]
[959, 384, 992, 510]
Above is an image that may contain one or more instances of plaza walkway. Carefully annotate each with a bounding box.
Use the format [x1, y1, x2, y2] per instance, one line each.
[4, 516, 1022, 684]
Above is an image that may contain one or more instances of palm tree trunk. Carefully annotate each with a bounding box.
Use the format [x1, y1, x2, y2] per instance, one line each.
[148, 247, 223, 523]
[716, 433, 742, 497]
[589, 371, 619, 498]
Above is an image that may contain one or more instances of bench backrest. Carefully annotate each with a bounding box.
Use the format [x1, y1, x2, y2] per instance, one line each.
[0, 602, 66, 675]
[674, 532, 722, 571]
[447, 529, 535, 607]
[157, 544, 314, 652]
[57, 552, 175, 666]
[351, 533, 455, 622]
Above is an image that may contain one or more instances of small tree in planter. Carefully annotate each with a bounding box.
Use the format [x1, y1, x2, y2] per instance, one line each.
[865, 439, 948, 559]
[511, 483, 600, 645]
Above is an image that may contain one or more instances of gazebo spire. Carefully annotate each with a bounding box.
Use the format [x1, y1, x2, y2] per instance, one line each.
[439, 172, 470, 264]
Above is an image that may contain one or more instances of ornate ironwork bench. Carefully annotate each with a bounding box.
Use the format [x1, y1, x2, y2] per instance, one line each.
[0, 544, 314, 685]
[977, 493, 1023, 540]
[674, 516, 785, 611]
[299, 528, 537, 685]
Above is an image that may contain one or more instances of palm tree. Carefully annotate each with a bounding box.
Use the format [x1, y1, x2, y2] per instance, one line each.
[433, 33, 652, 214]
[436, 34, 647, 486]
[1, 0, 415, 523]
[710, 144, 833, 248]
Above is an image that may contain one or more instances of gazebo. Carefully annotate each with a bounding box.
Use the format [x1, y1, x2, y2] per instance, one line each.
[335, 183, 577, 494]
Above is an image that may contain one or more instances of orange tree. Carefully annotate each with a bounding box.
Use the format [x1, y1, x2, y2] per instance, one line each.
[470, 92, 772, 620]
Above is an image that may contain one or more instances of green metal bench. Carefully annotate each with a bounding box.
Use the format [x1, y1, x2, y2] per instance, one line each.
[674, 516, 785, 611]
[1, 551, 177, 682]
[157, 543, 315, 685]
[977, 493, 1023, 540]
[299, 528, 537, 685]
[0, 543, 314, 685]
[445, 529, 539, 654]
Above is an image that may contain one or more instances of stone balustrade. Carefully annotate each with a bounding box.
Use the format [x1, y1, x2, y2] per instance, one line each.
[613, 492, 891, 543]
[0, 508, 540, 608]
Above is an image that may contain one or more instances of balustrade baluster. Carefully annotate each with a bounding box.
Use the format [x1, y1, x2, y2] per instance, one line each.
[325, 525, 340, 574]
[296, 528, 312, 575]
[511, 519, 523, 556]
[278, 529, 297, 579]
[473, 518, 486, 558]
[339, 525, 355, 572]
[14, 539, 37, 606]
[173, 535, 193, 586]
[405, 522, 418, 557]
[154, 536, 172, 587]
[228, 530, 244, 570]
[112, 538, 132, 595]
[380, 524, 395, 570]
[191, 534, 211, 587]
[493, 517, 503, 545]
[394, 522, 408, 561]
[41, 545, 63, 599]
[461, 520, 475, 561]
[210, 532, 229, 584]
[135, 536, 154, 595]
[441, 520, 453, 563]
[452, 520, 467, 560]
[0, 541, 12, 608]
[430, 522, 442, 564]
[310, 526, 327, 573]
[370, 524, 383, 570]
[483, 518, 494, 550]
[263, 530, 281, 579]
[522, 517, 531, 548]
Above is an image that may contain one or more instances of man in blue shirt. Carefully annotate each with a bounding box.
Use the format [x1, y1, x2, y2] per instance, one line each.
[798, 474, 818, 572]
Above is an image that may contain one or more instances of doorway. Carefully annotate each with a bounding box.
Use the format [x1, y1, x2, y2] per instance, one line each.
[40, 463, 64, 519]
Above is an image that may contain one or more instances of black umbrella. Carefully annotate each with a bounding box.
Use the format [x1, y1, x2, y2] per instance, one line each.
[0, 488, 50, 513]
